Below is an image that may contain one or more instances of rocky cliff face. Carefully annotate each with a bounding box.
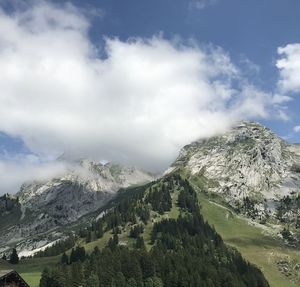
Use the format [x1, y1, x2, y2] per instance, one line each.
[0, 160, 154, 256]
[168, 122, 300, 217]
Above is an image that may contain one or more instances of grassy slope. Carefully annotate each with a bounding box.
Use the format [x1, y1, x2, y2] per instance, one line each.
[196, 191, 300, 287]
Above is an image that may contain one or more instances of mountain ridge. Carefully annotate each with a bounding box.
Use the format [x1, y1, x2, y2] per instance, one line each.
[0, 161, 154, 257]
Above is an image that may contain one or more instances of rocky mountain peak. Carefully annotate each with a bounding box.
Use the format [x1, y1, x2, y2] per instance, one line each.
[169, 121, 300, 203]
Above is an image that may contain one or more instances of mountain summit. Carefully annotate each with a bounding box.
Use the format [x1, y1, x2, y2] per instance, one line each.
[168, 121, 300, 217]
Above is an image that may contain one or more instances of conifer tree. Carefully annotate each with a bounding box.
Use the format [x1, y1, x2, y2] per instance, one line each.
[85, 273, 99, 287]
[135, 236, 145, 250]
[9, 248, 19, 264]
[114, 272, 126, 287]
[39, 267, 52, 287]
[86, 231, 92, 243]
[127, 278, 137, 287]
[71, 261, 84, 287]
[152, 276, 163, 287]
[61, 252, 69, 265]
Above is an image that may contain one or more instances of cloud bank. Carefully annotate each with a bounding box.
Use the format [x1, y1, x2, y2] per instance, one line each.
[0, 154, 69, 194]
[0, 1, 292, 194]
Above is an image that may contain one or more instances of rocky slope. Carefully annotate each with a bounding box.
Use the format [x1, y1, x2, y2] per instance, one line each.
[0, 160, 154, 256]
[168, 121, 300, 219]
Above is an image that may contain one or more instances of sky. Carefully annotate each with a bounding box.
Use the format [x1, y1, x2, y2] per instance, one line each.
[0, 0, 300, 194]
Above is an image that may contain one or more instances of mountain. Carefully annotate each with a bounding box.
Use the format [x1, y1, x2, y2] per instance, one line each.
[167, 121, 300, 223]
[0, 160, 154, 257]
[1, 121, 299, 287]
[37, 173, 270, 287]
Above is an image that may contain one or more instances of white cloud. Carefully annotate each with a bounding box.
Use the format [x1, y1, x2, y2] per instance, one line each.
[277, 44, 300, 93]
[0, 156, 69, 194]
[271, 94, 292, 104]
[189, 0, 218, 10]
[294, 126, 300, 133]
[0, 0, 287, 185]
[0, 151, 116, 194]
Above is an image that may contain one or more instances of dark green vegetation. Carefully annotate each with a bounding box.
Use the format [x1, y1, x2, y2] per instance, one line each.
[39, 174, 269, 287]
[0, 194, 22, 230]
[276, 195, 300, 229]
[34, 235, 76, 258]
[9, 248, 19, 264]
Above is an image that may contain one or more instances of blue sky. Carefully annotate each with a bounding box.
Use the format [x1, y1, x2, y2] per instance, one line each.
[79, 0, 300, 141]
[0, 0, 300, 192]
[75, 0, 300, 141]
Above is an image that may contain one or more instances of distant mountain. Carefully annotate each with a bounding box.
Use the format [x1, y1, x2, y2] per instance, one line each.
[0, 160, 154, 257]
[167, 121, 300, 223]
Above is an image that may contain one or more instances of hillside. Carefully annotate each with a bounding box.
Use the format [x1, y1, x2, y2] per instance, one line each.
[37, 173, 269, 287]
[0, 161, 154, 257]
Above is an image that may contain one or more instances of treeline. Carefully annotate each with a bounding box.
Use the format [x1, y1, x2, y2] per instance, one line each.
[60, 245, 86, 265]
[0, 193, 20, 214]
[34, 235, 76, 258]
[276, 195, 300, 228]
[82, 174, 184, 240]
[177, 179, 199, 213]
[145, 185, 172, 214]
[1, 248, 19, 264]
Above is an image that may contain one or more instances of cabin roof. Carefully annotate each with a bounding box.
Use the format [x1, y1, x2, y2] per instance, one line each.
[0, 270, 14, 278]
[0, 269, 29, 286]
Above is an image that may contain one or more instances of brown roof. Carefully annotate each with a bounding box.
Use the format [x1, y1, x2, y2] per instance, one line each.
[0, 270, 14, 278]
[0, 270, 29, 287]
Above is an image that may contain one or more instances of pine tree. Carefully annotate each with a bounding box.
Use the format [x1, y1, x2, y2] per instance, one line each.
[61, 252, 69, 265]
[144, 277, 153, 287]
[85, 273, 99, 287]
[152, 276, 163, 287]
[9, 248, 19, 264]
[70, 248, 76, 263]
[135, 236, 145, 250]
[108, 233, 119, 249]
[86, 231, 92, 243]
[127, 278, 137, 287]
[114, 272, 126, 287]
[71, 261, 84, 287]
[39, 267, 52, 287]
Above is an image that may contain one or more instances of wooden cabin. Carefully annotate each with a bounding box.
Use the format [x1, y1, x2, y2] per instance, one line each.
[0, 270, 29, 287]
